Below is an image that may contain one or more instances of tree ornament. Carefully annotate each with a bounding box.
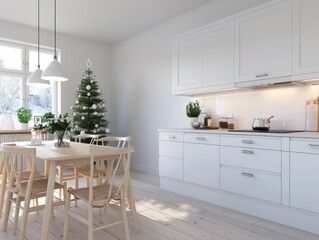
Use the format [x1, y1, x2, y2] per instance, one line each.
[94, 111, 97, 115]
[90, 80, 93, 83]
[83, 106, 86, 110]
[75, 125, 78, 129]
[76, 100, 79, 104]
[70, 106, 73, 109]
[92, 104, 97, 109]
[73, 112, 76, 116]
[87, 92, 91, 96]
[86, 85, 91, 90]
[81, 116, 85, 120]
[105, 128, 110, 133]
[80, 130, 85, 135]
[97, 89, 101, 93]
[95, 124, 99, 128]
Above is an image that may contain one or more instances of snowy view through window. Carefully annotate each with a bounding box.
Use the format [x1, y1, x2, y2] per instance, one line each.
[0, 41, 55, 128]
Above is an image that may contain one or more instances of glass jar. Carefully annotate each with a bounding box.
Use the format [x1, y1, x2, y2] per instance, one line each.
[204, 115, 212, 126]
[227, 118, 234, 129]
[219, 117, 228, 129]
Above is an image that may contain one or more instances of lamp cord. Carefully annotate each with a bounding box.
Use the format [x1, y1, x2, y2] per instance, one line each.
[54, 0, 57, 59]
[37, 0, 40, 68]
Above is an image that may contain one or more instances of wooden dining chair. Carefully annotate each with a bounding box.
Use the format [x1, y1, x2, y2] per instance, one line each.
[1, 145, 66, 240]
[55, 134, 99, 197]
[63, 144, 134, 240]
[74, 136, 131, 187]
[0, 143, 45, 218]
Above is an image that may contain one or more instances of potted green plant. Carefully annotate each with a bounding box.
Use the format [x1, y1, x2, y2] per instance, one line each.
[17, 107, 32, 130]
[186, 100, 201, 128]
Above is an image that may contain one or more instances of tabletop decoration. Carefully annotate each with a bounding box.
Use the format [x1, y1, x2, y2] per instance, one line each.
[42, 112, 72, 147]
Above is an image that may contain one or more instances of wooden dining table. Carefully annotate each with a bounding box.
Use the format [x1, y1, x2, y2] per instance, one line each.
[14, 140, 139, 240]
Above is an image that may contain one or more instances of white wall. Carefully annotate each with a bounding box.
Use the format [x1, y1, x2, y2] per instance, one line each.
[0, 20, 111, 120]
[111, 0, 272, 173]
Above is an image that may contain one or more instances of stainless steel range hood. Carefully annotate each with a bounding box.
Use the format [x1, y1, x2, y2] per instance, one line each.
[235, 74, 319, 89]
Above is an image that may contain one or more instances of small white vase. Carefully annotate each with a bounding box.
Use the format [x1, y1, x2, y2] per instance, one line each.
[20, 123, 29, 130]
[189, 117, 199, 128]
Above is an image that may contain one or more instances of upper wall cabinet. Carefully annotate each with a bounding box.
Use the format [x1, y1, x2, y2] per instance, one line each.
[293, 0, 319, 75]
[234, 0, 292, 83]
[173, 20, 235, 95]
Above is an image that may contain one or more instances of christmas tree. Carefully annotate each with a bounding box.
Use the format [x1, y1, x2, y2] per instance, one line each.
[71, 60, 109, 135]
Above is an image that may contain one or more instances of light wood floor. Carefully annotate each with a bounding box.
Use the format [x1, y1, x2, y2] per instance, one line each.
[0, 170, 318, 240]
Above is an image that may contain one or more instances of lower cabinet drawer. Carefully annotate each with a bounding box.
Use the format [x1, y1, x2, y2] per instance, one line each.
[220, 167, 281, 204]
[220, 146, 281, 173]
[159, 156, 183, 180]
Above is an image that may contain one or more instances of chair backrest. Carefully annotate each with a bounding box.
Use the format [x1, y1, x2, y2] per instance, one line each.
[94, 136, 131, 148]
[1, 145, 37, 194]
[88, 144, 134, 205]
[73, 134, 99, 144]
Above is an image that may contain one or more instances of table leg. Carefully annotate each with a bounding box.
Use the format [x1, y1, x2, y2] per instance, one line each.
[41, 161, 57, 240]
[127, 172, 140, 232]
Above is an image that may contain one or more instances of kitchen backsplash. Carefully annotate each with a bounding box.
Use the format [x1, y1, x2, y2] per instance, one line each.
[196, 84, 318, 130]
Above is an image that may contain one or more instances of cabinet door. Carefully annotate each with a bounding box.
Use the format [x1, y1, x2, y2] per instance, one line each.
[293, 0, 319, 75]
[290, 152, 319, 213]
[235, 0, 292, 82]
[184, 143, 219, 188]
[203, 20, 234, 87]
[173, 31, 203, 92]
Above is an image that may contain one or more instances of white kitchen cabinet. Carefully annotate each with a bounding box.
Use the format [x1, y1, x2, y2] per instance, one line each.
[220, 135, 282, 203]
[173, 20, 235, 95]
[184, 133, 220, 188]
[290, 138, 319, 213]
[159, 132, 183, 180]
[293, 0, 319, 75]
[173, 31, 203, 93]
[203, 20, 234, 87]
[235, 0, 292, 83]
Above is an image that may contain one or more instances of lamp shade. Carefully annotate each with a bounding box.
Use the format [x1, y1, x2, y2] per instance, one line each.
[42, 58, 68, 81]
[27, 68, 50, 85]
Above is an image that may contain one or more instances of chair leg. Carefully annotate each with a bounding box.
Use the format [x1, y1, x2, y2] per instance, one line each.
[88, 205, 94, 240]
[121, 194, 131, 240]
[0, 169, 7, 218]
[74, 168, 79, 207]
[2, 191, 13, 232]
[19, 194, 31, 240]
[63, 185, 70, 240]
[13, 196, 21, 235]
[59, 166, 63, 200]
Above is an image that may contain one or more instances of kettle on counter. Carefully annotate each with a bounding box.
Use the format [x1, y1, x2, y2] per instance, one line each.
[252, 115, 274, 130]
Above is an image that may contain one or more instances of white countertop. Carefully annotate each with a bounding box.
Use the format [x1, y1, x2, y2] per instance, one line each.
[158, 128, 319, 139]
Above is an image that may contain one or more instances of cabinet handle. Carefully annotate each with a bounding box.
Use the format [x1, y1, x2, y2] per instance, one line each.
[241, 140, 254, 144]
[256, 73, 268, 78]
[196, 137, 206, 141]
[308, 144, 319, 148]
[167, 135, 176, 139]
[241, 172, 254, 178]
[241, 149, 254, 154]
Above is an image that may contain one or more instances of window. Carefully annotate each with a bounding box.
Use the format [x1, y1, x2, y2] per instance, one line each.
[0, 40, 58, 128]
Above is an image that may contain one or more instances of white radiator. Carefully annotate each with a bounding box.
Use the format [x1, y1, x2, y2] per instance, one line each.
[0, 132, 54, 144]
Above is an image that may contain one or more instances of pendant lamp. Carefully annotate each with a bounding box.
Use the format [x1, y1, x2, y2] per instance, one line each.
[42, 0, 68, 81]
[27, 0, 50, 85]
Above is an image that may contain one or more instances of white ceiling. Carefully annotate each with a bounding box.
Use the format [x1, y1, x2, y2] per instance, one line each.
[0, 0, 215, 44]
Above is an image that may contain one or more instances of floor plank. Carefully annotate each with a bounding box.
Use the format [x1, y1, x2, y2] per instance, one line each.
[0, 170, 318, 240]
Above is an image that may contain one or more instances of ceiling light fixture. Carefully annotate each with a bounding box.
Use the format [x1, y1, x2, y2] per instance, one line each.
[42, 0, 68, 81]
[27, 0, 50, 85]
